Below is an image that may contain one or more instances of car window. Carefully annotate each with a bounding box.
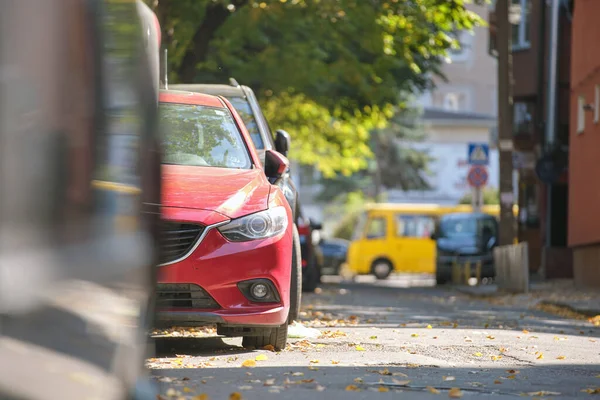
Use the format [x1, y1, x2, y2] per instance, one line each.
[479, 217, 498, 237]
[352, 212, 368, 241]
[439, 215, 478, 238]
[366, 217, 387, 240]
[226, 96, 265, 150]
[396, 215, 435, 238]
[159, 103, 252, 169]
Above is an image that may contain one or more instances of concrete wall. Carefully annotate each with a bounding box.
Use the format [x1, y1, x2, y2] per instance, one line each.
[568, 0, 600, 287]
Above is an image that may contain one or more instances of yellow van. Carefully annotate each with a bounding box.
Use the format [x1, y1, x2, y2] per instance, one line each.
[346, 203, 516, 279]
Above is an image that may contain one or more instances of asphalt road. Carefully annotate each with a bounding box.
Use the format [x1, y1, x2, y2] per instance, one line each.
[149, 275, 600, 399]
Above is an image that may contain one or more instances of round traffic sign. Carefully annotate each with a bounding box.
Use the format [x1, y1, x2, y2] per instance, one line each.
[468, 165, 488, 188]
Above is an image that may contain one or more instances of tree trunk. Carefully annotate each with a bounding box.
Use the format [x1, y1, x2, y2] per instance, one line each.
[373, 132, 383, 202]
[176, 0, 249, 83]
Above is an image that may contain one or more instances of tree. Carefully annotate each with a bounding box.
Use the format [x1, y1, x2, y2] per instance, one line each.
[148, 0, 485, 176]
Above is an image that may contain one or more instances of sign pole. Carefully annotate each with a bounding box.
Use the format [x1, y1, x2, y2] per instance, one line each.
[471, 187, 482, 213]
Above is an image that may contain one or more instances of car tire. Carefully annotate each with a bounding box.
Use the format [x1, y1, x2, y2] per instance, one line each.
[436, 273, 450, 286]
[242, 323, 288, 351]
[288, 224, 302, 324]
[371, 259, 393, 280]
[302, 253, 320, 293]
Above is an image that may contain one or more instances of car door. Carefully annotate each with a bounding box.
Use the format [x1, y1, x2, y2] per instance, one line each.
[357, 212, 391, 273]
[391, 213, 437, 273]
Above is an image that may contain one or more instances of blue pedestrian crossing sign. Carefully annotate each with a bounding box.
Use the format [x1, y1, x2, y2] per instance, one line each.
[468, 143, 489, 166]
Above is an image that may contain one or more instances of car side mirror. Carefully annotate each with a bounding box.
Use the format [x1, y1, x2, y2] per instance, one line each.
[487, 236, 497, 250]
[274, 129, 291, 157]
[309, 218, 323, 231]
[264, 149, 289, 181]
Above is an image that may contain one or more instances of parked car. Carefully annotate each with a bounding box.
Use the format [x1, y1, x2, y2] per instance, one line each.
[297, 210, 323, 292]
[318, 238, 350, 276]
[0, 1, 161, 399]
[431, 212, 498, 285]
[156, 89, 297, 350]
[170, 82, 310, 295]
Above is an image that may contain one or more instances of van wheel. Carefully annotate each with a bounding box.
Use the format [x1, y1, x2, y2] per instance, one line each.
[242, 323, 288, 351]
[372, 259, 393, 280]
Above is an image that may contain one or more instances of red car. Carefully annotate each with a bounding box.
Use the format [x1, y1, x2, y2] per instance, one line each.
[156, 90, 296, 350]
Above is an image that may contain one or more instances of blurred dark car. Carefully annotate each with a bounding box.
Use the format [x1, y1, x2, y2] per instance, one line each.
[431, 212, 498, 285]
[297, 210, 323, 292]
[0, 1, 161, 399]
[318, 238, 349, 276]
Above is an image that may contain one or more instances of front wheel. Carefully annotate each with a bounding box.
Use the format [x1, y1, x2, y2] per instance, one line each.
[372, 259, 393, 280]
[242, 323, 288, 351]
[288, 224, 302, 324]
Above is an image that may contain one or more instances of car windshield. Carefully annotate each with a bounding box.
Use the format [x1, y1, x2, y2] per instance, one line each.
[439, 216, 478, 238]
[159, 103, 252, 169]
[226, 96, 265, 150]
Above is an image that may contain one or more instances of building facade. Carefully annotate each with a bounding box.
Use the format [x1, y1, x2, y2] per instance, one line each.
[568, 0, 600, 288]
[489, 0, 573, 277]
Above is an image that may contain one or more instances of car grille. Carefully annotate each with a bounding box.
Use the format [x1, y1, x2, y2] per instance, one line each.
[159, 221, 205, 265]
[156, 283, 219, 309]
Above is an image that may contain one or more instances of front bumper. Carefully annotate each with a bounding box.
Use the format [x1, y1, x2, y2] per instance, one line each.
[156, 209, 293, 328]
[436, 254, 495, 279]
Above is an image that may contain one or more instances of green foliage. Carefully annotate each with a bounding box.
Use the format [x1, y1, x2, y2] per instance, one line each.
[149, 0, 486, 175]
[459, 187, 500, 205]
[326, 191, 372, 240]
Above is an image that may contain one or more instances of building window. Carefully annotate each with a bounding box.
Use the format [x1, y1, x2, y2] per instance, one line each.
[595, 85, 599, 124]
[443, 93, 460, 111]
[577, 96, 585, 134]
[449, 30, 473, 63]
[513, 101, 534, 136]
[510, 0, 531, 50]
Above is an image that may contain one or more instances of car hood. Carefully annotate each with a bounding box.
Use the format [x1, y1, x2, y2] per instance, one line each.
[162, 165, 270, 219]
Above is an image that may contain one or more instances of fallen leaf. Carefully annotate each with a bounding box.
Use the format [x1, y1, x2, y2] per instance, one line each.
[453, 323, 458, 328]
[392, 379, 411, 385]
[165, 388, 178, 397]
[310, 359, 320, 364]
[507, 375, 517, 380]
[487, 335, 496, 340]
[263, 345, 275, 351]
[491, 355, 502, 361]
[522, 330, 530, 334]
[443, 376, 455, 381]
[255, 354, 268, 361]
[183, 387, 194, 393]
[484, 323, 490, 328]
[536, 353, 544, 360]
[494, 380, 502, 384]
[355, 345, 366, 351]
[353, 377, 364, 383]
[426, 386, 440, 394]
[241, 360, 256, 368]
[556, 355, 566, 360]
[301, 379, 315, 384]
[507, 369, 519, 374]
[473, 352, 483, 357]
[499, 347, 508, 353]
[596, 375, 600, 378]
[264, 379, 275, 386]
[411, 333, 419, 338]
[581, 388, 600, 394]
[331, 360, 340, 365]
[448, 388, 464, 398]
[192, 395, 209, 400]
[316, 385, 326, 391]
[527, 391, 561, 396]
[292, 372, 304, 376]
[427, 325, 433, 329]
[229, 392, 242, 400]
[369, 336, 378, 339]
[309, 366, 319, 371]
[345, 385, 361, 392]
[378, 386, 390, 392]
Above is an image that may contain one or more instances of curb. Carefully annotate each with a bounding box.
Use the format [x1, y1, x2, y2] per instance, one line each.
[538, 300, 600, 318]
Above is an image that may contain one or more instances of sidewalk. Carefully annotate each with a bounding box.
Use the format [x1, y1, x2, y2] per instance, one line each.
[455, 278, 600, 317]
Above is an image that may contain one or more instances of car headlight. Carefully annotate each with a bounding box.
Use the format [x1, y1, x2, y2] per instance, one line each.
[218, 206, 288, 242]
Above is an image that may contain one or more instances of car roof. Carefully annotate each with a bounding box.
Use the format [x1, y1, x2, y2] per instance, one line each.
[169, 84, 246, 98]
[159, 89, 225, 108]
